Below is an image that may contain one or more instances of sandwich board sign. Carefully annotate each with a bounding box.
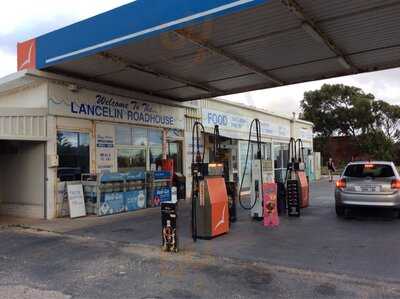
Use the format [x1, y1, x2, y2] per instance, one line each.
[67, 184, 87, 218]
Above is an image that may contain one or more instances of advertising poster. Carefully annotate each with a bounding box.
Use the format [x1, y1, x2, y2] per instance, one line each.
[263, 183, 279, 227]
[125, 190, 146, 212]
[67, 184, 87, 219]
[96, 124, 115, 173]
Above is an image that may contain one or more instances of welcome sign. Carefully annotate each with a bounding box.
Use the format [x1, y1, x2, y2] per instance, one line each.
[48, 87, 185, 130]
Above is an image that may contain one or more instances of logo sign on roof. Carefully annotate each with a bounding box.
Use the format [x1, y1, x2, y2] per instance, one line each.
[17, 39, 36, 71]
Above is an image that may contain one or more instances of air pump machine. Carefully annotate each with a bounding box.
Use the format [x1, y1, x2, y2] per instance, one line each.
[238, 119, 275, 220]
[191, 122, 229, 241]
[285, 138, 310, 217]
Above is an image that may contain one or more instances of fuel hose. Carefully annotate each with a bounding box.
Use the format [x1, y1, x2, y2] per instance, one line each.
[191, 121, 205, 242]
[238, 118, 265, 210]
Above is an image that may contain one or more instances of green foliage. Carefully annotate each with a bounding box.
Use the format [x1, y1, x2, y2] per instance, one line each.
[359, 131, 395, 161]
[372, 100, 400, 142]
[300, 84, 400, 161]
[301, 84, 375, 137]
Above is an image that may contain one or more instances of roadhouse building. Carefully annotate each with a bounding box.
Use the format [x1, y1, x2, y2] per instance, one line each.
[0, 70, 315, 219]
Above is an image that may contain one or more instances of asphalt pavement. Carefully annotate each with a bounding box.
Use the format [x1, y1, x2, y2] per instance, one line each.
[1, 178, 400, 298]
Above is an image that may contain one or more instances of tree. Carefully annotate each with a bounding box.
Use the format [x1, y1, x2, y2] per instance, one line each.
[301, 84, 375, 138]
[359, 130, 395, 161]
[300, 84, 400, 161]
[372, 100, 400, 142]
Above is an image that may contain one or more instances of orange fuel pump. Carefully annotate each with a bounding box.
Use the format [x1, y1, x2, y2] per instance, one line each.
[191, 122, 229, 241]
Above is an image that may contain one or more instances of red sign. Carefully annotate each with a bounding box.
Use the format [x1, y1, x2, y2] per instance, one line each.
[17, 39, 36, 71]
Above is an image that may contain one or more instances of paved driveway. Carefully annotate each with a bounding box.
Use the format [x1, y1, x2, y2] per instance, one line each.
[1, 178, 400, 298]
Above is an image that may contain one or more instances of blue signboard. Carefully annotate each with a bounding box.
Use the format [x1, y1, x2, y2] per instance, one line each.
[99, 192, 126, 216]
[156, 187, 172, 204]
[34, 0, 268, 68]
[125, 190, 147, 212]
[148, 186, 172, 207]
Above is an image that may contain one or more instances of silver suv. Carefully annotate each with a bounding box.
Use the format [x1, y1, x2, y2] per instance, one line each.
[335, 161, 400, 217]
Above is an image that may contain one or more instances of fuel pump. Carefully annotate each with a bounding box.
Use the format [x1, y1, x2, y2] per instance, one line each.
[295, 139, 310, 208]
[285, 138, 310, 217]
[286, 138, 301, 217]
[213, 125, 238, 224]
[238, 119, 276, 220]
[191, 122, 229, 241]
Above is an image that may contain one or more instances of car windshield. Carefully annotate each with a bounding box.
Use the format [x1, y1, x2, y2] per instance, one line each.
[344, 164, 395, 178]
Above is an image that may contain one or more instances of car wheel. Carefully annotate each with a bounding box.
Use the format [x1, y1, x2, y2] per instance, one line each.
[335, 205, 345, 217]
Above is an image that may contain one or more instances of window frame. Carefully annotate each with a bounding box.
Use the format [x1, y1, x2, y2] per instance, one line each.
[57, 130, 91, 181]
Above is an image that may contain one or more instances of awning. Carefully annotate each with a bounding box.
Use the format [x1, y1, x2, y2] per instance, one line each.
[17, 0, 400, 102]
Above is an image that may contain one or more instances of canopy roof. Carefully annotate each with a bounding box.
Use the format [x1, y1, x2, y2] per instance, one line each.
[17, 0, 400, 102]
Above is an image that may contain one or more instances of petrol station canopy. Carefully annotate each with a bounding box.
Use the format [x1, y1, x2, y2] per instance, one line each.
[17, 0, 400, 102]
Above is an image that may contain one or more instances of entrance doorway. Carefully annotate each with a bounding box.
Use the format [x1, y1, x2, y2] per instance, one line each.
[0, 140, 46, 218]
[167, 141, 183, 174]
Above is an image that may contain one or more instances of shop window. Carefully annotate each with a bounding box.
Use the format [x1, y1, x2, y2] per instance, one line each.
[148, 129, 163, 145]
[264, 143, 272, 160]
[116, 126, 132, 145]
[150, 147, 163, 170]
[132, 127, 147, 146]
[117, 148, 146, 172]
[57, 131, 90, 181]
[251, 142, 271, 160]
[273, 143, 289, 183]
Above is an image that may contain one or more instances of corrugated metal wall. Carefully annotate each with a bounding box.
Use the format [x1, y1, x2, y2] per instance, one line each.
[0, 109, 47, 141]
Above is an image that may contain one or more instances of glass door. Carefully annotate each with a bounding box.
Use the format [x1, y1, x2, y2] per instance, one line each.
[167, 141, 183, 174]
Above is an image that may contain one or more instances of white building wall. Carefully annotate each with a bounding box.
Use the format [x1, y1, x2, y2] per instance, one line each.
[0, 83, 48, 108]
[293, 120, 314, 148]
[46, 115, 58, 219]
[0, 81, 49, 219]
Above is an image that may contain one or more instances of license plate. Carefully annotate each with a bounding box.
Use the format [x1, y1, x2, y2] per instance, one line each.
[355, 185, 381, 192]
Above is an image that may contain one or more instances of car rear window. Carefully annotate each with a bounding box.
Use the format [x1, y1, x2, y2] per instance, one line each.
[344, 164, 395, 178]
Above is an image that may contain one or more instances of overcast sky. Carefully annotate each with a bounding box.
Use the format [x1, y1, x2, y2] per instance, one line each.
[1, 0, 400, 116]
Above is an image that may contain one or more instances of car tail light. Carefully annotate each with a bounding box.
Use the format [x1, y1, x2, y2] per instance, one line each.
[336, 178, 346, 189]
[391, 179, 400, 189]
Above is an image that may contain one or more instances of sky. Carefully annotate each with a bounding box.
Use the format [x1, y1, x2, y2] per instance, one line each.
[1, 0, 400, 116]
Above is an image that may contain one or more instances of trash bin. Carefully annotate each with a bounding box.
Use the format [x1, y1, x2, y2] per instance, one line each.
[161, 202, 178, 252]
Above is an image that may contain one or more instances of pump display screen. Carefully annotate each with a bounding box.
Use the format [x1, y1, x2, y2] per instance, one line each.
[208, 163, 224, 176]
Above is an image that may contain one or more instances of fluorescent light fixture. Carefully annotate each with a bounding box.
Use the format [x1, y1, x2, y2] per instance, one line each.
[337, 57, 352, 70]
[301, 22, 325, 44]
